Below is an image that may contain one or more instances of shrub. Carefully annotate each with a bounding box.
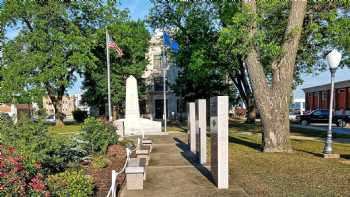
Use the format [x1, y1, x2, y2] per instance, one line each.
[72, 109, 88, 123]
[80, 117, 118, 154]
[91, 155, 109, 169]
[0, 119, 86, 173]
[47, 169, 94, 197]
[0, 145, 49, 196]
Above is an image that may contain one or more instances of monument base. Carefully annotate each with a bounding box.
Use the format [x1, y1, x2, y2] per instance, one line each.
[114, 118, 162, 136]
[323, 153, 340, 159]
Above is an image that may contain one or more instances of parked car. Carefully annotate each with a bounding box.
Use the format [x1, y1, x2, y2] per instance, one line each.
[289, 110, 303, 122]
[46, 115, 56, 124]
[297, 109, 349, 128]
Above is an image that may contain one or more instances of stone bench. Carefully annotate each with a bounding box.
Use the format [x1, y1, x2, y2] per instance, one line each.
[142, 139, 153, 152]
[127, 158, 147, 180]
[125, 166, 144, 190]
[135, 149, 150, 165]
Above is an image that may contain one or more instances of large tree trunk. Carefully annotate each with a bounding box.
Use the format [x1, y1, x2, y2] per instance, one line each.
[244, 0, 307, 152]
[230, 63, 257, 123]
[46, 84, 66, 127]
[53, 99, 65, 127]
[246, 94, 256, 123]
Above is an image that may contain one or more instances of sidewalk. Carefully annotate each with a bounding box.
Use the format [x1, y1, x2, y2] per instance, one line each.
[120, 133, 247, 197]
[291, 123, 350, 135]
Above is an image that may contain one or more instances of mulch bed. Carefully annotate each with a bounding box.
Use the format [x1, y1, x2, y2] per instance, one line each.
[86, 144, 127, 197]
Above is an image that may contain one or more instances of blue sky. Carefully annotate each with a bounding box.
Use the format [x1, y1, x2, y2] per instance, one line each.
[4, 0, 350, 100]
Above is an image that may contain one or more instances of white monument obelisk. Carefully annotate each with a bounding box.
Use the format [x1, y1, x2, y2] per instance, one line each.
[125, 76, 140, 120]
[116, 75, 162, 136]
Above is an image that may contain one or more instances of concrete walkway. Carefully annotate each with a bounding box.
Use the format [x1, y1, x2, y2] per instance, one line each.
[120, 133, 247, 197]
[236, 130, 350, 144]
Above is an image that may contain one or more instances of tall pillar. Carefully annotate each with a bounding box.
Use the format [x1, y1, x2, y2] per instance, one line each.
[187, 102, 196, 153]
[196, 99, 207, 164]
[210, 96, 229, 189]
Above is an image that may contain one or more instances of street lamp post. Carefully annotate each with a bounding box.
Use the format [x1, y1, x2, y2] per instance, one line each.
[323, 49, 342, 158]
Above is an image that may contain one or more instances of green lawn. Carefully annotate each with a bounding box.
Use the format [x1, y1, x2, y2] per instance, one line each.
[229, 119, 350, 138]
[48, 124, 81, 136]
[171, 119, 350, 196]
[227, 120, 350, 196]
[228, 132, 350, 196]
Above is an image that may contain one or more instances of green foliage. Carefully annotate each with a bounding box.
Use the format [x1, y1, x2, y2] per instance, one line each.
[82, 20, 150, 114]
[0, 0, 102, 102]
[148, 0, 233, 102]
[72, 109, 88, 123]
[0, 0, 137, 123]
[91, 155, 109, 169]
[297, 3, 350, 74]
[80, 117, 118, 154]
[0, 119, 86, 173]
[47, 169, 94, 197]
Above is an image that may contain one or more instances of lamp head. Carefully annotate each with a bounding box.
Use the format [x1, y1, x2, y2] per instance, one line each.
[327, 49, 342, 70]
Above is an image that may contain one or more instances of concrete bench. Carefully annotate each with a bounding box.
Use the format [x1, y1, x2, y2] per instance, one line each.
[135, 149, 150, 165]
[127, 158, 147, 180]
[142, 139, 153, 152]
[125, 166, 144, 190]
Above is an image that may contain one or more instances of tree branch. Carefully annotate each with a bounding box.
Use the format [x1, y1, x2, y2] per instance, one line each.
[272, 1, 307, 89]
[244, 0, 271, 99]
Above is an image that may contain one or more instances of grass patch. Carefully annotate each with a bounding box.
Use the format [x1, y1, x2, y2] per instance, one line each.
[48, 124, 81, 136]
[167, 126, 187, 133]
[290, 126, 350, 138]
[229, 132, 350, 196]
[229, 119, 261, 133]
[229, 119, 350, 139]
[172, 119, 350, 195]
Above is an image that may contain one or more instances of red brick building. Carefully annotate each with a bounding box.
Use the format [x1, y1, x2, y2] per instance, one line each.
[303, 80, 350, 115]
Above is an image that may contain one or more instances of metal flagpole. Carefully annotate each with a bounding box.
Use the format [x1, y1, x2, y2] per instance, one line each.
[163, 45, 167, 132]
[106, 28, 112, 122]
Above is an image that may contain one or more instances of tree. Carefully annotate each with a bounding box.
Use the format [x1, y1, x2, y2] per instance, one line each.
[242, 0, 307, 152]
[81, 20, 150, 118]
[214, 1, 257, 123]
[149, 0, 255, 122]
[222, 1, 350, 152]
[0, 0, 124, 126]
[148, 0, 235, 107]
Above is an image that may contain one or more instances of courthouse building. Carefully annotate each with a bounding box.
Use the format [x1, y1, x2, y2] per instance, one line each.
[142, 30, 183, 120]
[303, 80, 350, 115]
[43, 96, 76, 119]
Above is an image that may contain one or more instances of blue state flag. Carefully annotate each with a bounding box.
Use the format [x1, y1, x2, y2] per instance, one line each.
[163, 32, 180, 54]
[171, 40, 180, 53]
[163, 32, 172, 48]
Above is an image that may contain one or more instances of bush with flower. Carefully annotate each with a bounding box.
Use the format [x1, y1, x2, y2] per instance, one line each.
[0, 144, 50, 196]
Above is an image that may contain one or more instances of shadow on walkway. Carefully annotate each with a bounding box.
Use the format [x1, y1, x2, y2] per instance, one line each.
[341, 154, 350, 160]
[173, 137, 215, 186]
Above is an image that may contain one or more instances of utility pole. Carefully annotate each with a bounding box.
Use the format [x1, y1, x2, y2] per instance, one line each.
[106, 28, 112, 122]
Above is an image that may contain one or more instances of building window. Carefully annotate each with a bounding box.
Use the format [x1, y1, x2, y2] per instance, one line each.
[153, 55, 162, 69]
[154, 77, 163, 92]
[322, 91, 328, 101]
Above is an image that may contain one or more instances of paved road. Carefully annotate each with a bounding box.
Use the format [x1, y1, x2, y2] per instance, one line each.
[120, 133, 248, 197]
[292, 123, 350, 135]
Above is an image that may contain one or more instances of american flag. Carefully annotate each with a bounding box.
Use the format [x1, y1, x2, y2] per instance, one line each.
[107, 34, 123, 57]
